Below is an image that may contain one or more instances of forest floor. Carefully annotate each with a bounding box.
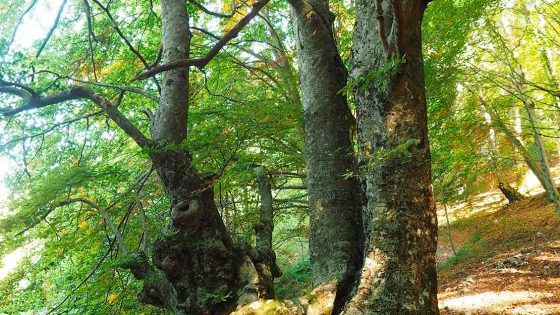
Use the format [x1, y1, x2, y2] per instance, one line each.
[437, 174, 560, 314]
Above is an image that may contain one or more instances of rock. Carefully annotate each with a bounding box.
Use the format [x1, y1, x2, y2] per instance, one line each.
[536, 232, 545, 238]
[460, 275, 475, 287]
[232, 280, 337, 315]
[232, 300, 305, 315]
[299, 280, 337, 315]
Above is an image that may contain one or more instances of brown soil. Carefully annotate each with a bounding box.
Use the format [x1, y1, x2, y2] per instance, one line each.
[437, 192, 560, 314]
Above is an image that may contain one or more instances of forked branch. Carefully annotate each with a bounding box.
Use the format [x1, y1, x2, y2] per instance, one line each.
[131, 0, 271, 81]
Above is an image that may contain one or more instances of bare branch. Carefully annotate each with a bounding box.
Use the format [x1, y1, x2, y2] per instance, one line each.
[33, 71, 159, 102]
[83, 0, 99, 81]
[132, 0, 271, 81]
[91, 0, 162, 92]
[148, 45, 163, 69]
[36, 0, 69, 58]
[0, 79, 38, 97]
[1, 84, 152, 148]
[0, 86, 32, 100]
[8, 0, 40, 51]
[1, 111, 103, 148]
[187, 0, 236, 18]
[91, 0, 148, 67]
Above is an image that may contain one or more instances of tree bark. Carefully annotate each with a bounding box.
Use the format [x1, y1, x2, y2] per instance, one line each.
[251, 165, 282, 299]
[489, 105, 549, 188]
[524, 99, 560, 213]
[120, 1, 260, 313]
[498, 181, 525, 203]
[289, 0, 364, 307]
[344, 0, 439, 313]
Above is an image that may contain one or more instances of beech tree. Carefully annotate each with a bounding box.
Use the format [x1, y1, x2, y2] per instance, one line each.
[1, 0, 277, 313]
[344, 1, 438, 313]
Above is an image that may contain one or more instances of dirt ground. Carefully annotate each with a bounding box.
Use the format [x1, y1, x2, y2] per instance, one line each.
[437, 188, 560, 314]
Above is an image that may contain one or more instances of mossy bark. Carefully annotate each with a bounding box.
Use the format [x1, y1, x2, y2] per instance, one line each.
[343, 0, 439, 313]
[121, 0, 260, 313]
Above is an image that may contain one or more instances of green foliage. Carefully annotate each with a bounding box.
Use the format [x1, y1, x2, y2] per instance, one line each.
[0, 0, 558, 312]
[439, 230, 490, 269]
[275, 256, 312, 299]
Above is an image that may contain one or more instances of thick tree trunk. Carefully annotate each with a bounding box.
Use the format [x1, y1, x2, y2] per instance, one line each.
[289, 0, 364, 306]
[344, 0, 439, 313]
[121, 1, 259, 313]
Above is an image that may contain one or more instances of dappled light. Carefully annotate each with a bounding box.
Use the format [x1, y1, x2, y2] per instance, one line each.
[441, 291, 554, 312]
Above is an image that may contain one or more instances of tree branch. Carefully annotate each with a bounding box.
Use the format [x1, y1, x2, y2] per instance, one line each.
[61, 198, 129, 256]
[36, 0, 68, 58]
[131, 0, 271, 81]
[187, 0, 237, 18]
[0, 84, 152, 148]
[8, 0, 40, 51]
[91, 0, 162, 92]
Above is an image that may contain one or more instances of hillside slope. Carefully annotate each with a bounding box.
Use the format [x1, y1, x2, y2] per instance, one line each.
[437, 191, 560, 314]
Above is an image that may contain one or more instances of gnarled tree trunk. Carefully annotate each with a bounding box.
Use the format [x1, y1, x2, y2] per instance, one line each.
[123, 1, 259, 313]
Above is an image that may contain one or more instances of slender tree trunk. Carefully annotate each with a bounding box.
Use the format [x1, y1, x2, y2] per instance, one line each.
[442, 201, 456, 255]
[489, 105, 548, 186]
[343, 1, 438, 313]
[498, 181, 525, 203]
[251, 165, 282, 299]
[493, 16, 560, 211]
[524, 99, 560, 213]
[480, 93, 525, 202]
[289, 0, 364, 307]
[521, 1, 560, 157]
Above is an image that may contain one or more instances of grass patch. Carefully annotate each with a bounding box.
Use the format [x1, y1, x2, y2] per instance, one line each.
[275, 256, 312, 299]
[439, 230, 490, 270]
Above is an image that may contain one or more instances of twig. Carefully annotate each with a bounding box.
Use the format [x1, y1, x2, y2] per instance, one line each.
[187, 0, 237, 18]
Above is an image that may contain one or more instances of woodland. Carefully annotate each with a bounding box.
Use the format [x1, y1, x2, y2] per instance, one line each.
[1, 0, 560, 314]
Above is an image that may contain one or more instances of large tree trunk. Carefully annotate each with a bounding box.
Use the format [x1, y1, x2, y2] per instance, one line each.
[344, 0, 439, 313]
[123, 1, 259, 313]
[289, 0, 364, 306]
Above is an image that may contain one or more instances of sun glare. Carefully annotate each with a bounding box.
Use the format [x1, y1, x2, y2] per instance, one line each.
[0, 157, 13, 205]
[9, 0, 64, 50]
